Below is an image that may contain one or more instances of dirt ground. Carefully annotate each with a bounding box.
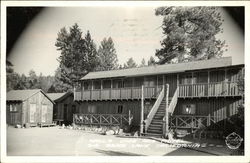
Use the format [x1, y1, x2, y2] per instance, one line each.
[7, 126, 211, 156]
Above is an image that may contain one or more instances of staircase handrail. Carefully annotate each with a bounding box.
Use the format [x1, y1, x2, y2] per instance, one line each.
[168, 87, 179, 115]
[145, 85, 165, 131]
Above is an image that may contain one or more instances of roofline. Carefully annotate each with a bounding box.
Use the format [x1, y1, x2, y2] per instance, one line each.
[80, 62, 244, 81]
[54, 91, 73, 103]
[7, 89, 55, 104]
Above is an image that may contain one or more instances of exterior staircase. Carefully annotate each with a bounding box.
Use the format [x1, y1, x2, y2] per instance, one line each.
[145, 98, 171, 137]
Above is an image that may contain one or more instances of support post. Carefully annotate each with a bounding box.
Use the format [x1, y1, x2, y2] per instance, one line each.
[165, 84, 169, 137]
[140, 85, 144, 135]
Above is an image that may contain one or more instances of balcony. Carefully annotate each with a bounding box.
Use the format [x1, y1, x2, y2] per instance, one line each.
[74, 86, 162, 101]
[74, 82, 241, 101]
[178, 82, 240, 98]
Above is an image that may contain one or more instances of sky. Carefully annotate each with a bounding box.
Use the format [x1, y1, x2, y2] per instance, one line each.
[8, 6, 244, 76]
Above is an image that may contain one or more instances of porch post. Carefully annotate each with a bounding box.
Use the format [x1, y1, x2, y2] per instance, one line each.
[140, 85, 144, 135]
[165, 84, 169, 137]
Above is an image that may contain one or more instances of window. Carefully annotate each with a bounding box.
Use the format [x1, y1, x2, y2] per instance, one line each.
[117, 105, 123, 114]
[88, 105, 97, 114]
[103, 80, 111, 89]
[179, 73, 192, 84]
[124, 78, 132, 88]
[84, 81, 91, 90]
[9, 104, 17, 112]
[182, 104, 196, 115]
[93, 80, 101, 90]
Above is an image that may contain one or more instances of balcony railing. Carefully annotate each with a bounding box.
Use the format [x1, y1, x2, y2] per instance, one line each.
[178, 82, 240, 97]
[74, 86, 162, 101]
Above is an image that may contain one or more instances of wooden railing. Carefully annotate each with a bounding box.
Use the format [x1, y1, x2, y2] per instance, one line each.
[178, 82, 239, 97]
[74, 86, 161, 101]
[168, 87, 179, 115]
[170, 115, 223, 129]
[73, 113, 133, 126]
[145, 86, 165, 132]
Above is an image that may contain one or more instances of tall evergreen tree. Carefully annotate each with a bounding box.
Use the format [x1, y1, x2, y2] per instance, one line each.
[55, 23, 98, 89]
[140, 58, 146, 67]
[123, 57, 137, 68]
[155, 7, 226, 64]
[97, 37, 118, 71]
[148, 56, 156, 66]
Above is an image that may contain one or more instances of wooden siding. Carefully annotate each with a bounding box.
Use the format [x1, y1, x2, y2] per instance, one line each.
[6, 102, 22, 125]
[6, 91, 53, 126]
[24, 91, 53, 125]
[54, 95, 80, 125]
[78, 100, 155, 126]
[173, 97, 243, 121]
[76, 67, 243, 101]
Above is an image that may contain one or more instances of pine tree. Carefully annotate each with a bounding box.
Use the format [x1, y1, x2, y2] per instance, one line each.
[155, 7, 226, 64]
[123, 57, 137, 68]
[148, 56, 156, 66]
[97, 37, 118, 71]
[140, 58, 146, 67]
[55, 23, 99, 89]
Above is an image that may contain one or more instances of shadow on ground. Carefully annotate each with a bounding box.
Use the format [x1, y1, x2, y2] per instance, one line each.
[95, 149, 145, 156]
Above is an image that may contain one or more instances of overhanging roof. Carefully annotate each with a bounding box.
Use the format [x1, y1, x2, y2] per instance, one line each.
[47, 92, 72, 102]
[80, 57, 235, 80]
[7, 89, 55, 104]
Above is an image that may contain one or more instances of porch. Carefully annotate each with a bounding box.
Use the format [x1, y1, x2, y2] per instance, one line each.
[73, 113, 133, 126]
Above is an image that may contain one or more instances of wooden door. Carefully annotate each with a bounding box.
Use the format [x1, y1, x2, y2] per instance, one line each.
[29, 104, 36, 123]
[41, 105, 47, 123]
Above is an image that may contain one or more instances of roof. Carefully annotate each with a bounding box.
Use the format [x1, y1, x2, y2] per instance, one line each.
[46, 92, 72, 102]
[46, 93, 67, 101]
[7, 89, 55, 104]
[81, 57, 235, 80]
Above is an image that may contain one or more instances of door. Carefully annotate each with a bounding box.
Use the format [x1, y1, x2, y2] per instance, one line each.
[30, 104, 36, 123]
[41, 105, 47, 123]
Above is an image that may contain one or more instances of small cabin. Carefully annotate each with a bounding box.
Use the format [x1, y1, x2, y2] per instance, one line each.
[73, 57, 244, 137]
[6, 89, 54, 127]
[47, 92, 79, 125]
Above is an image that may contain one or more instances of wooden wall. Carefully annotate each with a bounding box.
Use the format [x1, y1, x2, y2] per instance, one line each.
[6, 102, 22, 125]
[54, 94, 80, 124]
[6, 91, 53, 126]
[173, 97, 243, 120]
[78, 99, 155, 126]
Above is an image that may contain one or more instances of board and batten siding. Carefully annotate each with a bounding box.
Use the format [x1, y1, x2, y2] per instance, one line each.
[24, 92, 53, 125]
[54, 95, 79, 124]
[78, 100, 155, 126]
[173, 97, 243, 120]
[6, 102, 23, 125]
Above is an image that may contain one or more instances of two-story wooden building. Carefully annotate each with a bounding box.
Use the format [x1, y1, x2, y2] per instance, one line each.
[73, 57, 244, 137]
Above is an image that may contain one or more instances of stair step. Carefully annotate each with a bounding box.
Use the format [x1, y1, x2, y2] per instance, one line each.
[142, 133, 162, 138]
[147, 130, 162, 134]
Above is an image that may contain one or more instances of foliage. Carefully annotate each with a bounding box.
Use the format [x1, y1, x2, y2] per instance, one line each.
[55, 23, 99, 89]
[139, 58, 146, 67]
[123, 57, 137, 69]
[147, 56, 156, 66]
[96, 37, 119, 71]
[155, 7, 226, 64]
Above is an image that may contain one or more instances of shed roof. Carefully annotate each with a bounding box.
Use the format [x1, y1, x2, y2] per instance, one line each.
[7, 89, 54, 104]
[81, 57, 233, 80]
[47, 92, 72, 102]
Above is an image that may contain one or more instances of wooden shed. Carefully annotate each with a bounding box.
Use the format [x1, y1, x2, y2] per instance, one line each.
[47, 92, 79, 125]
[6, 89, 54, 127]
